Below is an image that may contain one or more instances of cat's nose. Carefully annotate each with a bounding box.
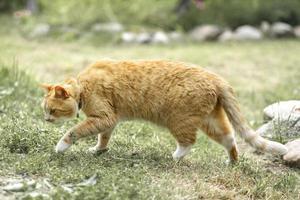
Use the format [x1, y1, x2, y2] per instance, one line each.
[45, 117, 54, 122]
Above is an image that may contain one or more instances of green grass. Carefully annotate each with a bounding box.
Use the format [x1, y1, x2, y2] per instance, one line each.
[0, 33, 300, 199]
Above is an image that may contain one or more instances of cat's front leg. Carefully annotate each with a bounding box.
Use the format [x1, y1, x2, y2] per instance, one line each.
[55, 116, 116, 153]
[88, 130, 113, 154]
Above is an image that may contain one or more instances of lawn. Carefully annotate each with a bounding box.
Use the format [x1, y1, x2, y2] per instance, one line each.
[0, 32, 299, 199]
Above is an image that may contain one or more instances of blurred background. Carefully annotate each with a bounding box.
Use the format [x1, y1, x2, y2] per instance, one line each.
[1, 0, 300, 44]
[1, 0, 299, 106]
[1, 0, 300, 77]
[0, 0, 299, 97]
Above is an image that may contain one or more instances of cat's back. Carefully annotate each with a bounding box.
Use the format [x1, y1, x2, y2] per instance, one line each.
[79, 59, 221, 97]
[80, 59, 212, 79]
[78, 60, 223, 122]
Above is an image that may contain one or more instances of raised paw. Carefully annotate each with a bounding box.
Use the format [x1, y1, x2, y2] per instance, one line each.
[172, 144, 192, 161]
[55, 138, 72, 153]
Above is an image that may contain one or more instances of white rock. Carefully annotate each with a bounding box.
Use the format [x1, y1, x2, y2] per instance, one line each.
[136, 32, 152, 44]
[2, 180, 35, 192]
[121, 32, 136, 43]
[263, 100, 300, 120]
[92, 22, 123, 33]
[26, 191, 49, 198]
[218, 29, 234, 41]
[294, 26, 300, 38]
[61, 185, 73, 193]
[169, 31, 182, 41]
[283, 139, 300, 167]
[152, 31, 169, 44]
[189, 25, 222, 41]
[257, 101, 300, 139]
[256, 122, 272, 136]
[258, 119, 300, 139]
[77, 174, 97, 186]
[3, 182, 25, 192]
[234, 25, 262, 40]
[30, 23, 50, 37]
[27, 180, 36, 187]
[270, 22, 293, 38]
[43, 179, 54, 189]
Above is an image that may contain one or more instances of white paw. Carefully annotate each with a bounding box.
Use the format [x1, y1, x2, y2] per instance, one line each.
[172, 145, 192, 160]
[87, 146, 108, 154]
[172, 151, 180, 160]
[172, 154, 182, 162]
[225, 159, 237, 165]
[55, 139, 71, 153]
[225, 159, 231, 165]
[87, 146, 100, 154]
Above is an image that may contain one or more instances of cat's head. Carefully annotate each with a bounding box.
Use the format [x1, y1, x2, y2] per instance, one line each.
[40, 78, 80, 123]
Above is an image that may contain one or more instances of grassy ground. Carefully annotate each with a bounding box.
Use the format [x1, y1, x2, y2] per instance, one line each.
[0, 32, 300, 199]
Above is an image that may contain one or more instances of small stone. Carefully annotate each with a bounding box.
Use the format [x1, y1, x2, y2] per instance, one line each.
[263, 100, 300, 120]
[218, 29, 234, 42]
[257, 101, 300, 139]
[270, 22, 294, 38]
[26, 191, 49, 198]
[152, 31, 169, 44]
[233, 25, 262, 40]
[283, 139, 300, 167]
[0, 88, 15, 97]
[257, 118, 300, 139]
[3, 179, 36, 192]
[189, 25, 222, 41]
[256, 122, 272, 137]
[27, 180, 36, 187]
[3, 182, 26, 192]
[136, 32, 152, 44]
[121, 32, 136, 43]
[43, 179, 54, 189]
[61, 185, 73, 193]
[77, 174, 97, 186]
[294, 26, 300, 38]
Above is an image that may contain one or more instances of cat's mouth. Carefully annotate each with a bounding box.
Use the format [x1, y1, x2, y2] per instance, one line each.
[45, 118, 55, 123]
[45, 117, 69, 125]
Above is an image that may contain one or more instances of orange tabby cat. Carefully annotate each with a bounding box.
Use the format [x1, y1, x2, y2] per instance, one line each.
[41, 60, 287, 162]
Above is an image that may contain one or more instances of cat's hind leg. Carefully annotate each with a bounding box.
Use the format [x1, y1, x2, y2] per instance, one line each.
[201, 105, 238, 163]
[88, 130, 113, 154]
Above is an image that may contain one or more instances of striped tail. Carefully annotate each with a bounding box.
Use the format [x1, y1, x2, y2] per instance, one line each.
[218, 84, 287, 155]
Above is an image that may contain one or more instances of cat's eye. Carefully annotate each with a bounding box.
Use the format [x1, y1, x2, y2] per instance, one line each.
[49, 109, 56, 115]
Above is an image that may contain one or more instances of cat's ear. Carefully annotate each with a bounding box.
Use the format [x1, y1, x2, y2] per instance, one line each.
[40, 83, 52, 93]
[54, 85, 69, 99]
